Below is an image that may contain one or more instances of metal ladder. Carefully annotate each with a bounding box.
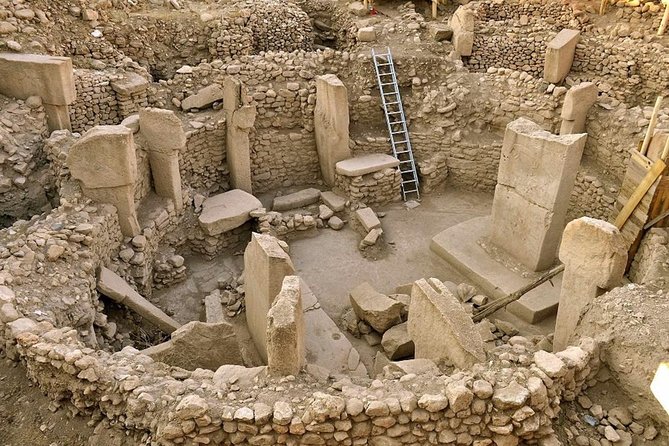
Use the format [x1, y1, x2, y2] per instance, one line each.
[371, 47, 420, 201]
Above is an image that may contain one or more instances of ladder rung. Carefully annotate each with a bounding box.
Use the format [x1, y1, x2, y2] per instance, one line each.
[400, 160, 413, 164]
[377, 62, 392, 66]
[380, 82, 395, 86]
[387, 111, 402, 114]
[391, 131, 404, 135]
[379, 72, 393, 75]
[382, 92, 397, 96]
[389, 121, 404, 126]
[395, 148, 409, 152]
[387, 101, 399, 105]
[400, 170, 416, 174]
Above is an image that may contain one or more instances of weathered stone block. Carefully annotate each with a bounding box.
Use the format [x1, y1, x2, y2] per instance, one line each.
[543, 29, 580, 84]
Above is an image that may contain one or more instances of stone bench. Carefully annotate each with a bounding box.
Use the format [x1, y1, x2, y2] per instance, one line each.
[195, 189, 262, 258]
[334, 154, 401, 206]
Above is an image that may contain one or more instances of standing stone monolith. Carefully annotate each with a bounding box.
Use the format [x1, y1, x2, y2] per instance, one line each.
[408, 278, 485, 369]
[224, 77, 255, 193]
[543, 29, 580, 84]
[490, 118, 587, 271]
[314, 74, 351, 186]
[67, 125, 140, 236]
[139, 108, 185, 211]
[244, 233, 295, 362]
[560, 82, 598, 135]
[553, 217, 626, 351]
[267, 275, 305, 376]
[450, 6, 475, 56]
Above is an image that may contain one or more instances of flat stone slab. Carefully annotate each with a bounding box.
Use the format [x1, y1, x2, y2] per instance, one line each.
[199, 189, 262, 236]
[355, 207, 381, 233]
[321, 191, 346, 212]
[335, 154, 399, 177]
[349, 282, 403, 333]
[302, 279, 367, 376]
[430, 216, 562, 324]
[98, 267, 181, 333]
[273, 188, 321, 211]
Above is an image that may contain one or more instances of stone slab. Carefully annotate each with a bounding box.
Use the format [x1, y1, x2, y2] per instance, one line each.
[302, 279, 367, 376]
[142, 320, 243, 371]
[98, 267, 181, 333]
[355, 207, 381, 232]
[182, 83, 225, 110]
[204, 293, 225, 323]
[0, 53, 75, 105]
[110, 72, 149, 95]
[320, 191, 346, 212]
[544, 29, 580, 84]
[335, 154, 399, 177]
[349, 282, 403, 333]
[199, 189, 262, 236]
[430, 216, 563, 324]
[272, 188, 321, 211]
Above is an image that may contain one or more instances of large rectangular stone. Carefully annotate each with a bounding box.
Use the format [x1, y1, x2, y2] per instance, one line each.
[355, 207, 381, 232]
[491, 118, 586, 271]
[0, 53, 75, 105]
[244, 233, 295, 363]
[315, 74, 351, 185]
[266, 276, 305, 376]
[450, 6, 475, 56]
[349, 282, 403, 333]
[544, 29, 580, 84]
[335, 154, 399, 177]
[408, 278, 485, 369]
[272, 188, 321, 211]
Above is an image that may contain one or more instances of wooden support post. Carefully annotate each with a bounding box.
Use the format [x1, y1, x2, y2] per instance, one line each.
[432, 0, 438, 19]
[641, 96, 664, 156]
[659, 2, 669, 36]
[614, 159, 667, 230]
[662, 134, 669, 161]
[599, 0, 608, 15]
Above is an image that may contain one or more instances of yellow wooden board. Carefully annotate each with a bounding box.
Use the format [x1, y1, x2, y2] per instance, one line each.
[614, 159, 667, 230]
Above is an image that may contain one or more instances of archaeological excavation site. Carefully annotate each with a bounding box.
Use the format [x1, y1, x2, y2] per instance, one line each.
[1, 0, 669, 444]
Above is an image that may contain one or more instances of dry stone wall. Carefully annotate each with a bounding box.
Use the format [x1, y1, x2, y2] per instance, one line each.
[335, 168, 401, 207]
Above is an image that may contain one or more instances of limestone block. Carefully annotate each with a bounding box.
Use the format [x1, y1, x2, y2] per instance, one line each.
[407, 278, 485, 368]
[490, 118, 587, 271]
[335, 154, 399, 177]
[314, 74, 351, 186]
[450, 7, 475, 56]
[67, 125, 137, 189]
[267, 276, 305, 376]
[560, 82, 597, 135]
[0, 53, 75, 105]
[97, 267, 180, 333]
[428, 22, 453, 42]
[544, 29, 580, 84]
[213, 364, 268, 387]
[181, 83, 225, 110]
[349, 282, 403, 333]
[553, 218, 626, 351]
[244, 233, 295, 362]
[142, 320, 243, 370]
[110, 72, 149, 96]
[355, 207, 381, 232]
[199, 189, 262, 236]
[381, 322, 415, 360]
[139, 108, 186, 153]
[272, 188, 321, 211]
[348, 1, 368, 16]
[385, 358, 440, 376]
[357, 26, 376, 42]
[321, 190, 346, 212]
[204, 293, 225, 323]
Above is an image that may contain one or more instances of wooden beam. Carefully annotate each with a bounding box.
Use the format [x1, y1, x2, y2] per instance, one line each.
[432, 0, 438, 19]
[599, 0, 608, 15]
[614, 158, 667, 230]
[640, 96, 664, 156]
[659, 2, 669, 36]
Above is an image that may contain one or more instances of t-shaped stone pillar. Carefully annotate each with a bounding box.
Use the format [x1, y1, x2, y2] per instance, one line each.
[560, 82, 598, 135]
[224, 77, 255, 193]
[139, 108, 185, 212]
[553, 217, 627, 352]
[67, 125, 140, 236]
[314, 74, 351, 186]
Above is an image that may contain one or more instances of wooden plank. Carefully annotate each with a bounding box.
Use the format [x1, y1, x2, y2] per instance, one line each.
[614, 159, 667, 230]
[640, 96, 664, 156]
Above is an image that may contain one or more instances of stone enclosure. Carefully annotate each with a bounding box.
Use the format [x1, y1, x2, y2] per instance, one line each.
[0, 0, 668, 444]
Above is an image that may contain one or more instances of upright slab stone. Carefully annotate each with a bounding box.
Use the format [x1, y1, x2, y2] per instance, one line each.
[244, 233, 295, 362]
[553, 218, 626, 351]
[0, 53, 75, 131]
[67, 125, 140, 236]
[314, 74, 351, 186]
[450, 6, 475, 56]
[267, 276, 305, 376]
[544, 29, 580, 84]
[139, 108, 185, 211]
[408, 278, 485, 369]
[560, 82, 598, 135]
[224, 77, 255, 193]
[490, 118, 587, 271]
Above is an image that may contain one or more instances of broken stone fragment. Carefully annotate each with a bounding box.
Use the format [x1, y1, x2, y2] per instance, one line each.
[181, 83, 225, 111]
[381, 322, 414, 360]
[349, 282, 403, 333]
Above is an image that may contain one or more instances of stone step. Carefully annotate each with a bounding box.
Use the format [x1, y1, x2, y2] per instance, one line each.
[430, 216, 562, 324]
[272, 188, 321, 211]
[335, 154, 399, 177]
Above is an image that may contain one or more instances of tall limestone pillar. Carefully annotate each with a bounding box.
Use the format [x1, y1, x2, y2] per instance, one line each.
[314, 74, 351, 186]
[224, 77, 255, 193]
